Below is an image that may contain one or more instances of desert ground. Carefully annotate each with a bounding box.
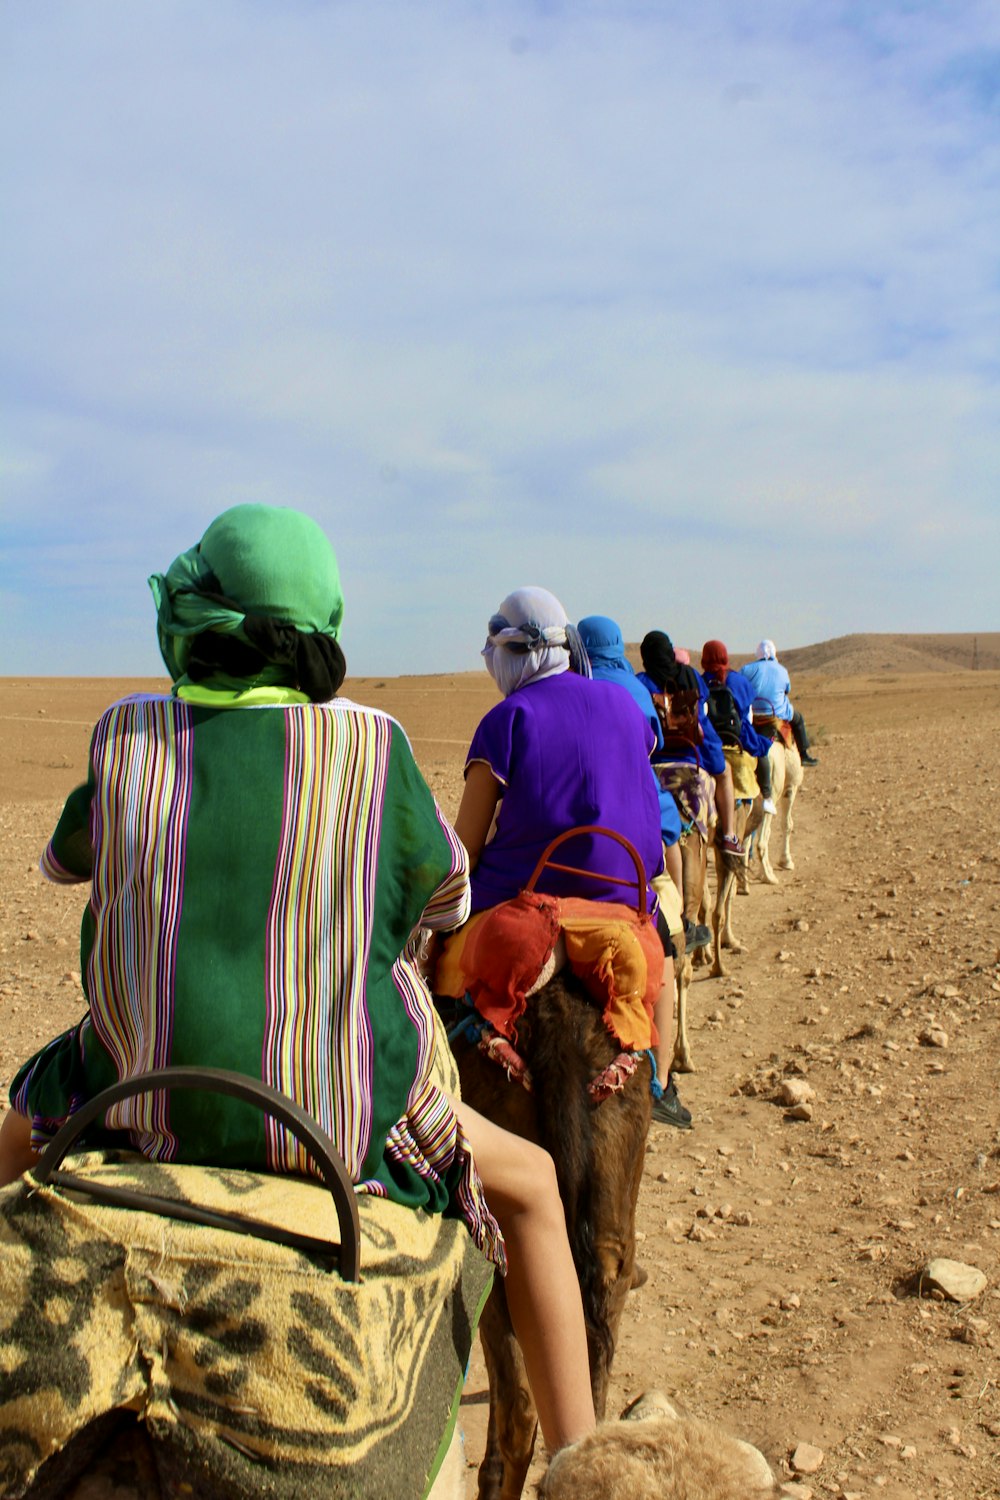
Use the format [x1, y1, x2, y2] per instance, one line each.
[2, 634, 999, 1498]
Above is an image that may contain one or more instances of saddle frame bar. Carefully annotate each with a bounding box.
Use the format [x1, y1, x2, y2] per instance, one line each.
[31, 1066, 362, 1280]
[523, 824, 648, 917]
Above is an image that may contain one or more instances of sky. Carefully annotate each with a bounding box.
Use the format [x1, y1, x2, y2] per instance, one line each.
[2, 0, 998, 677]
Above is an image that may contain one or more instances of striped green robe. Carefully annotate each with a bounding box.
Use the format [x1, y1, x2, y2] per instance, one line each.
[13, 692, 500, 1261]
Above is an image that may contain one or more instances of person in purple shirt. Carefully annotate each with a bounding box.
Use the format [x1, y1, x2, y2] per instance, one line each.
[453, 588, 691, 1129]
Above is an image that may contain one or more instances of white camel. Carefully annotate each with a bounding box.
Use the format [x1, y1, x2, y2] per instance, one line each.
[748, 734, 803, 885]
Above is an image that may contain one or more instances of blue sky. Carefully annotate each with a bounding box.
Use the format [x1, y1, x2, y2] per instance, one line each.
[2, 0, 998, 676]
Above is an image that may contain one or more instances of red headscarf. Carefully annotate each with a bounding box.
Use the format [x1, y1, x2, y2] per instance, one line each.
[701, 639, 729, 674]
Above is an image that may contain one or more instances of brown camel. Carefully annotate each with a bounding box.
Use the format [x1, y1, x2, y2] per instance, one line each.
[448, 971, 652, 1500]
[704, 744, 760, 978]
[671, 824, 709, 1072]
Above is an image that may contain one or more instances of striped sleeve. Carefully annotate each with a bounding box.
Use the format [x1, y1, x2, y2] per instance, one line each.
[420, 806, 471, 932]
[40, 781, 94, 884]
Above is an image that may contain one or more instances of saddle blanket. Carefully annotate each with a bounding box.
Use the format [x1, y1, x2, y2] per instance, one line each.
[723, 744, 760, 801]
[435, 891, 664, 1052]
[0, 1153, 492, 1500]
[652, 761, 716, 842]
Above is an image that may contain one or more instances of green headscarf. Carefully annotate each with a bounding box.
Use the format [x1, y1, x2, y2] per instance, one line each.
[149, 504, 344, 684]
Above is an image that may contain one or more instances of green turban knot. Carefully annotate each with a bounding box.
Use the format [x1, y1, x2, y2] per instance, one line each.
[149, 504, 344, 682]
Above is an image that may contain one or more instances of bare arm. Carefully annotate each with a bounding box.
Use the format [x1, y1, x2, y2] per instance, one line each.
[453, 760, 502, 870]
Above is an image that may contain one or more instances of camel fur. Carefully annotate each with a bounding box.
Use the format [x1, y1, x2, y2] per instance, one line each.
[751, 737, 803, 885]
[670, 827, 708, 1074]
[448, 970, 652, 1500]
[539, 1390, 777, 1500]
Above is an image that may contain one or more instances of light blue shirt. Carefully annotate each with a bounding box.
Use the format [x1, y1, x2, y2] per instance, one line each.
[740, 657, 793, 721]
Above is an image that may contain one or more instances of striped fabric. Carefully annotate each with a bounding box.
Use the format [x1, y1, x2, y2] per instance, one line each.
[15, 692, 501, 1265]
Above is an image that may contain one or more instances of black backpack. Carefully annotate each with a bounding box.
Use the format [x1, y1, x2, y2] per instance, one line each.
[706, 681, 742, 746]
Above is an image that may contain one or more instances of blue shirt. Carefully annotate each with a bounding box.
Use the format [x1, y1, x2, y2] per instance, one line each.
[704, 669, 773, 758]
[740, 657, 793, 721]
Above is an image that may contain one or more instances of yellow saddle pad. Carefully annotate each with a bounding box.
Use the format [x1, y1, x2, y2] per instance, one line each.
[724, 743, 760, 800]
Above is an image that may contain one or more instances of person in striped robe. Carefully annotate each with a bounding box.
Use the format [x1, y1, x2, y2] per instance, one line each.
[0, 503, 596, 1456]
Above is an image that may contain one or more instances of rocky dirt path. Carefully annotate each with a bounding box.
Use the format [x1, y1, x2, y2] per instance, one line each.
[511, 715, 998, 1500]
[2, 677, 998, 1498]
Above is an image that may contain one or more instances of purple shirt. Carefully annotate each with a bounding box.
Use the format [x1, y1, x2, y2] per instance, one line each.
[466, 672, 664, 912]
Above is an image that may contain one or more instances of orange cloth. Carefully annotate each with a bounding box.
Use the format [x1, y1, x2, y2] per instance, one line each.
[434, 893, 663, 1052]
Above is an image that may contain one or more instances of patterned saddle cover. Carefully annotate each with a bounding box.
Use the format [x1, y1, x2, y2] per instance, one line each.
[651, 760, 716, 842]
[755, 715, 793, 749]
[0, 1040, 493, 1500]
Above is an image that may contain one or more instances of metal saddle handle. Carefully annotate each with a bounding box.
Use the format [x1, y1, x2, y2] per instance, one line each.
[32, 1067, 362, 1281]
[523, 824, 649, 918]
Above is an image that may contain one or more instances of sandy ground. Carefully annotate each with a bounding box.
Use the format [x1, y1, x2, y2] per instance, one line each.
[2, 659, 1000, 1498]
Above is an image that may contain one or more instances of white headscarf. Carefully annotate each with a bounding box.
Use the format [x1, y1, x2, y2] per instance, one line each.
[757, 639, 777, 661]
[482, 586, 592, 698]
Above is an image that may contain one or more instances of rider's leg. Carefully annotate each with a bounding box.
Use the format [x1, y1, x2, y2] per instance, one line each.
[653, 964, 678, 1086]
[755, 749, 773, 800]
[663, 839, 683, 895]
[0, 1109, 39, 1188]
[714, 764, 737, 842]
[451, 1097, 596, 1454]
[790, 708, 812, 754]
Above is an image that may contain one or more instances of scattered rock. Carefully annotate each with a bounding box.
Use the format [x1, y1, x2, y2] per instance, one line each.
[919, 1259, 987, 1303]
[790, 1441, 824, 1475]
[919, 1027, 949, 1048]
[620, 1389, 680, 1423]
[778, 1079, 816, 1107]
[784, 1103, 814, 1122]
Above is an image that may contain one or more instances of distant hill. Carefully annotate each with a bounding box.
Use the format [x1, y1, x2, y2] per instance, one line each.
[626, 633, 1000, 679]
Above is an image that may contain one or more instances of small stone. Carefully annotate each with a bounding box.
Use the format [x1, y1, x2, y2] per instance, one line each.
[790, 1441, 824, 1475]
[778, 1079, 816, 1108]
[900, 1445, 917, 1460]
[784, 1103, 814, 1122]
[921, 1258, 987, 1303]
[687, 1224, 717, 1242]
[919, 1027, 948, 1048]
[620, 1389, 680, 1423]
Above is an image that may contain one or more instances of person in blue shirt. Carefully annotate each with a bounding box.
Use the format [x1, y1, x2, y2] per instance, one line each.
[576, 617, 711, 957]
[700, 639, 777, 813]
[637, 631, 746, 868]
[740, 639, 818, 765]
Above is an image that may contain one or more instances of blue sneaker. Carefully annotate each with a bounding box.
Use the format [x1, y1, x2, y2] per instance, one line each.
[651, 1080, 692, 1130]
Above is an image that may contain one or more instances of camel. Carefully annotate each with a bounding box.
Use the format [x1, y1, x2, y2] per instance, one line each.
[702, 744, 760, 979]
[705, 800, 753, 979]
[748, 728, 804, 885]
[670, 824, 709, 1073]
[446, 968, 652, 1500]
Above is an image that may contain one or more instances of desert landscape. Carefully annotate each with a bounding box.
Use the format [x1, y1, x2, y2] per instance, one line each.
[2, 632, 999, 1498]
